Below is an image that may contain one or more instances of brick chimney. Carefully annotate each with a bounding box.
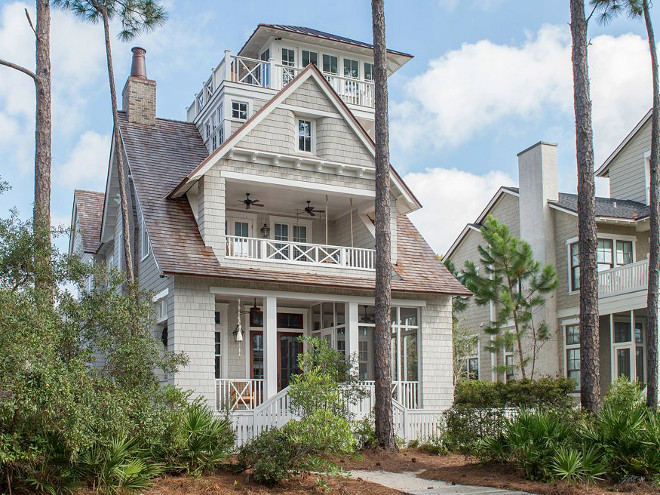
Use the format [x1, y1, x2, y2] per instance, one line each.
[122, 47, 156, 125]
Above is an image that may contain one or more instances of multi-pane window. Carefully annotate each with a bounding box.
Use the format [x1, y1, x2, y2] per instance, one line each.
[322, 54, 338, 74]
[616, 240, 633, 265]
[302, 50, 318, 67]
[570, 242, 580, 291]
[344, 58, 359, 79]
[293, 225, 307, 243]
[231, 101, 248, 120]
[461, 337, 479, 380]
[364, 62, 374, 81]
[298, 120, 312, 152]
[505, 354, 515, 382]
[565, 324, 580, 389]
[215, 313, 222, 379]
[597, 239, 614, 271]
[281, 48, 295, 66]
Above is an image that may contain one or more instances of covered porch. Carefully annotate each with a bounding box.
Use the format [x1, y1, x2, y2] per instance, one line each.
[212, 291, 422, 412]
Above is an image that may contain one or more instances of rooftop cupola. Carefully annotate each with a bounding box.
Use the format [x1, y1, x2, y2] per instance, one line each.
[122, 47, 156, 125]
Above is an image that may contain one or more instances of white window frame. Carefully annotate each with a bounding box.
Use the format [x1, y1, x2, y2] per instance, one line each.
[231, 100, 249, 121]
[296, 118, 316, 154]
[140, 216, 150, 261]
[610, 313, 646, 383]
[225, 214, 256, 237]
[566, 234, 637, 294]
[563, 321, 580, 390]
[268, 215, 313, 242]
[302, 49, 318, 67]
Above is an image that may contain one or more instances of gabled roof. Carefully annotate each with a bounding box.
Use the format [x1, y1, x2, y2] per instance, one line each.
[73, 189, 105, 254]
[596, 109, 652, 177]
[549, 193, 649, 221]
[239, 24, 413, 59]
[445, 186, 519, 259]
[115, 112, 468, 296]
[169, 63, 421, 211]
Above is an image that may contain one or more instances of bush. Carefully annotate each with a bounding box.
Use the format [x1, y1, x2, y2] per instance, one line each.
[238, 428, 296, 486]
[454, 377, 575, 409]
[443, 406, 512, 453]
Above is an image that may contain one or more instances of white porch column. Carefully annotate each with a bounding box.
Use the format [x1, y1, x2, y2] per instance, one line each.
[346, 302, 359, 373]
[264, 296, 278, 399]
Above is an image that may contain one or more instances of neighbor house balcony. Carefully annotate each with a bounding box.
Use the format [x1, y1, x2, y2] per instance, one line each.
[598, 258, 649, 298]
[187, 50, 375, 122]
[225, 235, 375, 271]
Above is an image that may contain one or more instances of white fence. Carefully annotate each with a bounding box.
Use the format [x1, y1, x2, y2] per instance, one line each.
[225, 235, 375, 270]
[598, 258, 648, 298]
[215, 379, 264, 411]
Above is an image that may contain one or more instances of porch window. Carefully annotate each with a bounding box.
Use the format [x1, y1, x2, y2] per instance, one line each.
[322, 54, 338, 75]
[344, 58, 359, 79]
[569, 242, 580, 291]
[616, 240, 633, 265]
[215, 328, 222, 379]
[302, 50, 317, 67]
[612, 317, 645, 382]
[364, 62, 374, 81]
[597, 239, 614, 271]
[358, 327, 374, 381]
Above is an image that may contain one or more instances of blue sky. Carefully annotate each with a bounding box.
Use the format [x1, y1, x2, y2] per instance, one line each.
[0, 0, 658, 254]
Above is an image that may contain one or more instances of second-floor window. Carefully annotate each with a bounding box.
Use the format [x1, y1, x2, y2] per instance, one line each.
[344, 58, 359, 79]
[302, 50, 317, 67]
[570, 242, 580, 291]
[281, 48, 295, 66]
[298, 119, 313, 152]
[232, 101, 248, 120]
[569, 237, 635, 292]
[323, 54, 338, 75]
[364, 62, 374, 81]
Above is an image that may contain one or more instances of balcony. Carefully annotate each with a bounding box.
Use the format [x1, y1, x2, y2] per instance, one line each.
[225, 235, 375, 271]
[188, 51, 376, 121]
[598, 258, 648, 298]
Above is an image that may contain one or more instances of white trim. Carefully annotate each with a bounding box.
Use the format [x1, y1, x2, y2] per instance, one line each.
[230, 99, 250, 121]
[209, 286, 427, 307]
[226, 213, 257, 237]
[152, 288, 169, 302]
[295, 117, 316, 154]
[596, 109, 652, 177]
[280, 103, 341, 119]
[645, 150, 651, 205]
[140, 215, 150, 261]
[220, 170, 374, 198]
[269, 215, 313, 242]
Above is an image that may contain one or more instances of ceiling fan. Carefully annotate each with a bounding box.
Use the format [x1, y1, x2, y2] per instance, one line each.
[304, 201, 325, 217]
[239, 193, 264, 209]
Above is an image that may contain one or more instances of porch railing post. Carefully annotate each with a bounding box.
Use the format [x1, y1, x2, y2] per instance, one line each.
[264, 296, 278, 399]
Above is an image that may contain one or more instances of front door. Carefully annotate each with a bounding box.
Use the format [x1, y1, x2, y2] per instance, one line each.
[250, 331, 303, 391]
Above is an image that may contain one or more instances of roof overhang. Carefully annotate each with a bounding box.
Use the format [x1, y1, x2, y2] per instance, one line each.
[238, 24, 413, 76]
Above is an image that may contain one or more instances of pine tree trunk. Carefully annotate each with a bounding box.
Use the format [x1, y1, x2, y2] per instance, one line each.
[570, 0, 600, 414]
[34, 0, 52, 300]
[372, 0, 395, 451]
[643, 0, 659, 410]
[101, 7, 134, 283]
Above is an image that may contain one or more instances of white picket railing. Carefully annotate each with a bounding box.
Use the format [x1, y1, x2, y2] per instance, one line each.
[229, 55, 270, 87]
[215, 379, 264, 411]
[230, 387, 297, 446]
[225, 235, 375, 270]
[598, 258, 648, 298]
[357, 380, 420, 410]
[323, 73, 375, 108]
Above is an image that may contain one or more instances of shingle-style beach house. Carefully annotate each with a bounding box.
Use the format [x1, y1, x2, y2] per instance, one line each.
[69, 24, 470, 444]
[447, 118, 660, 401]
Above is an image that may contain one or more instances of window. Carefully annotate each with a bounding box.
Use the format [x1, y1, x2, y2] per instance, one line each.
[215, 327, 222, 379]
[505, 354, 515, 382]
[322, 54, 338, 74]
[364, 62, 374, 81]
[155, 297, 167, 323]
[298, 119, 312, 152]
[140, 217, 149, 260]
[293, 225, 307, 243]
[616, 240, 633, 265]
[597, 239, 613, 271]
[461, 337, 479, 380]
[344, 58, 359, 79]
[231, 101, 248, 120]
[282, 48, 295, 66]
[570, 242, 580, 291]
[302, 50, 317, 67]
[565, 324, 580, 389]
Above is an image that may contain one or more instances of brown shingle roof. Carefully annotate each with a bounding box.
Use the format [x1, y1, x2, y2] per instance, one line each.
[74, 189, 105, 253]
[117, 113, 469, 297]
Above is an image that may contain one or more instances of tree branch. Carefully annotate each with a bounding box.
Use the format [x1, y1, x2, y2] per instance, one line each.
[0, 59, 36, 81]
[25, 8, 36, 35]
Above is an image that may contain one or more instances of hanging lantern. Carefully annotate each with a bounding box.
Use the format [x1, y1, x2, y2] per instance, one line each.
[234, 298, 244, 356]
[249, 298, 262, 327]
[260, 223, 270, 238]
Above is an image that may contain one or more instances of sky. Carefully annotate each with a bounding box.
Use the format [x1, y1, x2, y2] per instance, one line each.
[0, 0, 658, 256]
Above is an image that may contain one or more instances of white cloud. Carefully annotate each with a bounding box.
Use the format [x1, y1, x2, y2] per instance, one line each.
[404, 167, 515, 255]
[392, 25, 653, 165]
[54, 131, 110, 190]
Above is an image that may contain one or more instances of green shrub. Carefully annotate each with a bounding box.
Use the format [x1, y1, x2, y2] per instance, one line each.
[167, 400, 234, 475]
[454, 377, 575, 409]
[238, 428, 296, 486]
[443, 406, 512, 453]
[353, 415, 377, 449]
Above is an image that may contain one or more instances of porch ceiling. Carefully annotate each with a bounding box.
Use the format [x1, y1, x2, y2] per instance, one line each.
[225, 179, 373, 220]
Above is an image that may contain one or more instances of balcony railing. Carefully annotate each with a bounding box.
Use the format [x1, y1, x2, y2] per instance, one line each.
[598, 258, 648, 298]
[225, 235, 375, 271]
[216, 378, 265, 411]
[189, 51, 376, 120]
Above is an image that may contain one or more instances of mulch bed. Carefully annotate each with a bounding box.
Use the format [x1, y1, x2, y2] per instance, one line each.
[143, 470, 402, 494]
[342, 449, 660, 495]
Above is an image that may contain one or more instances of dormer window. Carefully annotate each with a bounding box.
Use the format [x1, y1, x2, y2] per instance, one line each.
[298, 119, 313, 152]
[232, 101, 248, 120]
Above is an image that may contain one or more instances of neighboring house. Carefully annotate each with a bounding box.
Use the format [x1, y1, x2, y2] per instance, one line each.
[447, 117, 659, 400]
[69, 24, 470, 444]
